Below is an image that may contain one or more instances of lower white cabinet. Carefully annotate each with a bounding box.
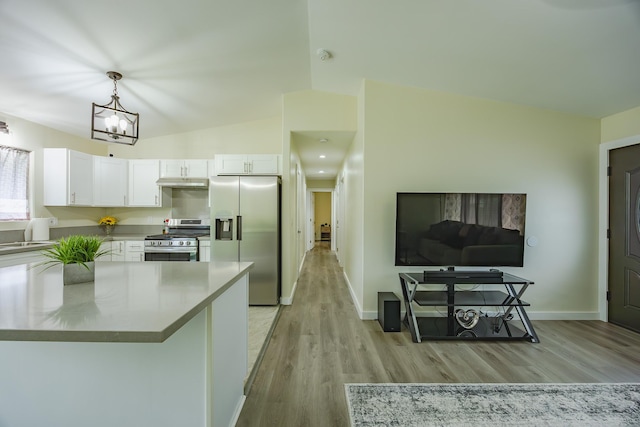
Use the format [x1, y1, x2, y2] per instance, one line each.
[125, 241, 145, 262]
[97, 240, 143, 262]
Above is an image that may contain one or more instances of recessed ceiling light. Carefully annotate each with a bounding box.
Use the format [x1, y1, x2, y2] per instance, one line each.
[319, 154, 326, 159]
[319, 170, 325, 174]
[319, 138, 328, 143]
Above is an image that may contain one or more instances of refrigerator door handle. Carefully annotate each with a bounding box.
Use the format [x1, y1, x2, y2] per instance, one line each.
[237, 215, 242, 240]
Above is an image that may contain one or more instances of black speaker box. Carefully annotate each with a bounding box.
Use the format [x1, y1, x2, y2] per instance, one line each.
[378, 292, 401, 332]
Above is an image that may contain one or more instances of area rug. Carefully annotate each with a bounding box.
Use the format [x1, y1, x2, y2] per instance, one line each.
[345, 383, 640, 426]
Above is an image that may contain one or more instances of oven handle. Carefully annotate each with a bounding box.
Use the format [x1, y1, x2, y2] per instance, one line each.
[237, 215, 242, 241]
[143, 246, 197, 254]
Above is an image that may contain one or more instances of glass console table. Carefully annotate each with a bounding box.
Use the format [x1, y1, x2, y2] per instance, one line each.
[399, 270, 539, 343]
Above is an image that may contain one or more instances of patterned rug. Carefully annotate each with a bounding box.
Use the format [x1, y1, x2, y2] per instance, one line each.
[345, 383, 640, 426]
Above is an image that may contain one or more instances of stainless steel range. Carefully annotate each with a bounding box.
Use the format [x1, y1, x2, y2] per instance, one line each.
[144, 219, 210, 262]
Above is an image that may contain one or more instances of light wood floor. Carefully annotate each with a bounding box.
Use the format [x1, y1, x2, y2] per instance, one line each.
[236, 243, 640, 426]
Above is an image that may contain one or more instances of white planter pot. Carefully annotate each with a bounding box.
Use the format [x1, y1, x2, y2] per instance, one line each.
[63, 262, 95, 285]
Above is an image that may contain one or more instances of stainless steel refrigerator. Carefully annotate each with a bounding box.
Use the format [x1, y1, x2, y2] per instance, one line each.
[210, 176, 281, 305]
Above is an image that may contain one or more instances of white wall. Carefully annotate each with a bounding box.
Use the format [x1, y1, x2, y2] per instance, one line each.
[340, 84, 366, 313]
[601, 106, 640, 143]
[107, 116, 282, 159]
[348, 80, 601, 319]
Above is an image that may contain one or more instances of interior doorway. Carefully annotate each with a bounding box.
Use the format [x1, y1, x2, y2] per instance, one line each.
[307, 189, 333, 251]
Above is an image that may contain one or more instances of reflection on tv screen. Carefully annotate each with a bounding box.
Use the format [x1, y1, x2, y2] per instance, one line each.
[395, 193, 526, 267]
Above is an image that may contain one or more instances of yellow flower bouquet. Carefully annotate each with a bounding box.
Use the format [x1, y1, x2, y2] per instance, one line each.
[99, 216, 118, 235]
[98, 216, 118, 226]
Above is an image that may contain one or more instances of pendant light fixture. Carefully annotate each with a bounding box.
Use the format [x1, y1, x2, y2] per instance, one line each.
[91, 71, 139, 145]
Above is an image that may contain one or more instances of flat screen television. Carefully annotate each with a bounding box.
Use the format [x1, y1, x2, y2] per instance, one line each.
[395, 192, 527, 267]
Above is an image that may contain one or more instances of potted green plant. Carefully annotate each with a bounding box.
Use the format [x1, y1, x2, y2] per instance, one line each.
[39, 235, 110, 285]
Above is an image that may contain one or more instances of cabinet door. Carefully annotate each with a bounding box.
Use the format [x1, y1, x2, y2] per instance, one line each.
[125, 240, 145, 262]
[68, 150, 94, 205]
[129, 160, 162, 206]
[248, 155, 279, 174]
[94, 157, 128, 206]
[183, 160, 209, 178]
[111, 241, 126, 261]
[160, 160, 184, 177]
[215, 155, 248, 175]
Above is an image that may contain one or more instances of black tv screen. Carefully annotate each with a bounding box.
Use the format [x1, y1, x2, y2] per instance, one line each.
[395, 192, 527, 267]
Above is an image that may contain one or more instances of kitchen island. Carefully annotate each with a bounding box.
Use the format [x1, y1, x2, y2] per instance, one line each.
[0, 260, 252, 427]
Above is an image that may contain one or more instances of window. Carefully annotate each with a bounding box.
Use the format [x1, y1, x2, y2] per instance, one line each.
[0, 145, 30, 220]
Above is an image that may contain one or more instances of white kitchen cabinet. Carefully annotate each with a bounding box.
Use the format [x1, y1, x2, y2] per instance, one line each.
[94, 156, 128, 206]
[125, 240, 145, 262]
[128, 159, 163, 207]
[97, 240, 143, 262]
[214, 154, 280, 175]
[111, 241, 126, 261]
[160, 159, 209, 178]
[43, 148, 94, 206]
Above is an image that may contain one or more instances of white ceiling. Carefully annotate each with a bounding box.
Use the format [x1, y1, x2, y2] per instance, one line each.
[1, 0, 639, 180]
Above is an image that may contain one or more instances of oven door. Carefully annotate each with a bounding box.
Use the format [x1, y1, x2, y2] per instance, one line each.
[144, 247, 197, 262]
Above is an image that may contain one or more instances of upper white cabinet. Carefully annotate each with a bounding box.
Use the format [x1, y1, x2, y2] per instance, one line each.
[94, 156, 128, 206]
[128, 159, 162, 207]
[44, 148, 94, 206]
[215, 154, 280, 175]
[160, 159, 209, 178]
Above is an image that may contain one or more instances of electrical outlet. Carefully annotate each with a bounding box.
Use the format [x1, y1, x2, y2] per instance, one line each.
[48, 217, 58, 226]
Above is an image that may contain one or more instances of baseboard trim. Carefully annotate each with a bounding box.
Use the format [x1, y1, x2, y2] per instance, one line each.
[280, 280, 296, 305]
[230, 394, 246, 427]
[343, 271, 366, 319]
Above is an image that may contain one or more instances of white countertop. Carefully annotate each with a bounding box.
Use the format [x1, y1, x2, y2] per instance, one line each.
[0, 261, 252, 343]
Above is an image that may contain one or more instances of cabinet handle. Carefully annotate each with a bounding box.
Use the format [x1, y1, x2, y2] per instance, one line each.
[155, 195, 158, 205]
[124, 195, 126, 205]
[249, 162, 253, 173]
[71, 192, 76, 204]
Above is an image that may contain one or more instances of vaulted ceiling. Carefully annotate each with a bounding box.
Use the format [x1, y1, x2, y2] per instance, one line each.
[1, 0, 639, 179]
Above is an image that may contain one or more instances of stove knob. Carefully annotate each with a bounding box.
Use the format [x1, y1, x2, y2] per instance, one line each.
[180, 241, 184, 246]
[186, 241, 191, 246]
[150, 241, 155, 246]
[169, 241, 173, 246]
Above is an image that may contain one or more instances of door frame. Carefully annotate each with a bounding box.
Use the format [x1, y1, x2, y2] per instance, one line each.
[599, 134, 640, 322]
[306, 188, 335, 252]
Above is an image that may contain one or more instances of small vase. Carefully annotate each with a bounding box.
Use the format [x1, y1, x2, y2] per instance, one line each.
[63, 262, 95, 285]
[104, 225, 114, 236]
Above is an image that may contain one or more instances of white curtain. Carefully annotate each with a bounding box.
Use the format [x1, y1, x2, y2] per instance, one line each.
[0, 145, 30, 220]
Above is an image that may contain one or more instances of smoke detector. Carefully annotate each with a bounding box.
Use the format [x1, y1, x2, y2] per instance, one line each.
[317, 49, 332, 61]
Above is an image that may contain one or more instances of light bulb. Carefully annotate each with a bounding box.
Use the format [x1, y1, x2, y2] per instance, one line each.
[108, 114, 119, 132]
[119, 119, 127, 131]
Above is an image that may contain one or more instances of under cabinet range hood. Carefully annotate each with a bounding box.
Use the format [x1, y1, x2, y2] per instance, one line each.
[155, 177, 209, 188]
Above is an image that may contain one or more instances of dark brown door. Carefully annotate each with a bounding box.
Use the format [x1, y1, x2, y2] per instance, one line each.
[609, 143, 640, 332]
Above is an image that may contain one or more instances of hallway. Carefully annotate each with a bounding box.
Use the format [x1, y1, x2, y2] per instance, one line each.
[236, 243, 640, 426]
